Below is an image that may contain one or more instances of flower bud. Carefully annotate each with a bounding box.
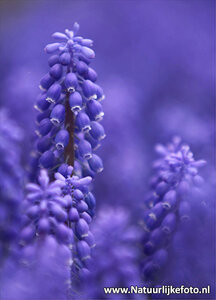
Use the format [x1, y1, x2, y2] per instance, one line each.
[77, 240, 91, 261]
[50, 104, 65, 125]
[82, 80, 97, 100]
[69, 208, 80, 222]
[75, 219, 89, 238]
[74, 189, 84, 200]
[55, 129, 69, 150]
[78, 139, 92, 159]
[37, 118, 53, 136]
[155, 181, 169, 196]
[38, 218, 50, 234]
[86, 100, 104, 121]
[95, 84, 105, 101]
[39, 73, 55, 90]
[80, 212, 92, 224]
[76, 112, 91, 132]
[37, 136, 52, 153]
[46, 83, 62, 104]
[59, 52, 71, 65]
[45, 43, 60, 53]
[39, 150, 55, 168]
[77, 200, 88, 213]
[49, 63, 63, 80]
[64, 73, 78, 92]
[85, 132, 101, 150]
[81, 46, 95, 59]
[76, 60, 88, 76]
[48, 55, 59, 67]
[89, 121, 106, 141]
[87, 67, 97, 82]
[83, 231, 95, 248]
[162, 190, 176, 210]
[35, 93, 51, 112]
[85, 192, 96, 210]
[161, 213, 176, 234]
[69, 91, 82, 112]
[88, 154, 103, 174]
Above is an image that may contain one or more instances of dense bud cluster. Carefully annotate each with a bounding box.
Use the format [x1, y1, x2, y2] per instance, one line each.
[29, 22, 105, 181]
[21, 168, 95, 275]
[141, 137, 206, 284]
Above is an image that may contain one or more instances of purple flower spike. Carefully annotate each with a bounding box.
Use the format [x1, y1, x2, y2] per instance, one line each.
[27, 24, 104, 289]
[141, 137, 207, 284]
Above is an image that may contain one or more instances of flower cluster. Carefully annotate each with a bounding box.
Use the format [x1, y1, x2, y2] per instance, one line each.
[80, 207, 142, 299]
[141, 137, 206, 284]
[21, 168, 95, 273]
[29, 22, 105, 180]
[54, 165, 96, 273]
[0, 109, 24, 262]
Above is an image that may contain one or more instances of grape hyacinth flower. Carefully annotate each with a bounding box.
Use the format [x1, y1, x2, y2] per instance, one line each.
[30, 22, 105, 180]
[0, 109, 24, 263]
[140, 137, 206, 285]
[54, 165, 96, 274]
[20, 169, 73, 246]
[80, 207, 142, 299]
[23, 24, 105, 292]
[21, 166, 96, 293]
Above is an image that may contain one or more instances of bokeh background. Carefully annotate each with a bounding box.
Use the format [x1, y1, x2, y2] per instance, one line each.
[0, 0, 214, 209]
[0, 1, 215, 296]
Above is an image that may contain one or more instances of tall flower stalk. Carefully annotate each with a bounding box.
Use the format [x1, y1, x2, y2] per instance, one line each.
[29, 22, 105, 180]
[20, 23, 105, 296]
[141, 137, 206, 285]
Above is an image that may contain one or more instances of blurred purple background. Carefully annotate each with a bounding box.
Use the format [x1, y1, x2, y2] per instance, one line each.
[0, 0, 214, 210]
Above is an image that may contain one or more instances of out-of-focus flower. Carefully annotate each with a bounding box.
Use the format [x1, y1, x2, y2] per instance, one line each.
[1, 236, 71, 300]
[141, 137, 206, 286]
[20, 169, 73, 246]
[0, 108, 24, 262]
[80, 206, 143, 299]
